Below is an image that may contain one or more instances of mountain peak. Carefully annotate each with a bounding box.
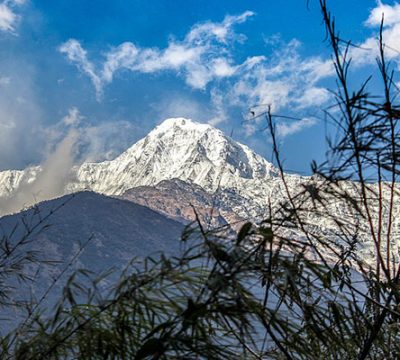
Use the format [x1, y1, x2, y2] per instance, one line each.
[70, 117, 277, 196]
[0, 117, 279, 215]
[154, 117, 212, 133]
[149, 117, 217, 140]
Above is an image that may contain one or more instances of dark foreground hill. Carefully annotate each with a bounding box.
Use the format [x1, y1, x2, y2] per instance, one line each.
[0, 191, 185, 331]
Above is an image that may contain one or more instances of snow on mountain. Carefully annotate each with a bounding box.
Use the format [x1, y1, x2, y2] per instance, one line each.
[0, 117, 285, 218]
[69, 117, 278, 196]
[0, 167, 39, 199]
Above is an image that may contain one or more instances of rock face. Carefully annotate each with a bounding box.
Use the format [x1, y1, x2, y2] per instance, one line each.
[120, 179, 248, 231]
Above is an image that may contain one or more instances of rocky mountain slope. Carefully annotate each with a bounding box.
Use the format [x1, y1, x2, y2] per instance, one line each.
[120, 178, 250, 231]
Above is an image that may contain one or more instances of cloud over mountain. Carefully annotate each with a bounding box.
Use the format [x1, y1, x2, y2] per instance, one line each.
[59, 11, 256, 100]
[58, 11, 333, 131]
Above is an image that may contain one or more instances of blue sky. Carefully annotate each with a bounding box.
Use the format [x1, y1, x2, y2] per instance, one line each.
[0, 0, 397, 174]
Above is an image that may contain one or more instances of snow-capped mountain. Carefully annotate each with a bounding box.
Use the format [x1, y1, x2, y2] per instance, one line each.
[69, 117, 278, 194]
[0, 117, 399, 268]
[0, 167, 39, 199]
[0, 117, 287, 219]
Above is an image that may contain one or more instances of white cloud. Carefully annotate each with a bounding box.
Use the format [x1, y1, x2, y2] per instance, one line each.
[210, 58, 237, 77]
[62, 106, 84, 126]
[206, 47, 331, 131]
[225, 40, 334, 117]
[276, 117, 317, 138]
[59, 39, 103, 98]
[294, 87, 331, 110]
[365, 1, 400, 27]
[59, 11, 255, 100]
[0, 106, 141, 215]
[185, 10, 254, 45]
[102, 42, 139, 82]
[1, 128, 80, 215]
[208, 88, 229, 126]
[350, 27, 400, 67]
[350, 2, 400, 66]
[0, 0, 25, 33]
[0, 3, 17, 32]
[47, 108, 139, 164]
[243, 122, 257, 137]
[79, 120, 138, 162]
[204, 40, 331, 137]
[59, 12, 333, 139]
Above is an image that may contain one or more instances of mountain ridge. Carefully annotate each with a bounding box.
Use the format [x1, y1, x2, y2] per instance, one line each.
[0, 117, 285, 218]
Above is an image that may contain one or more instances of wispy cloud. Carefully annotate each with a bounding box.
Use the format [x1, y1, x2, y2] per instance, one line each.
[59, 11, 255, 100]
[227, 40, 333, 114]
[0, 3, 17, 32]
[79, 120, 138, 162]
[46, 107, 138, 164]
[62, 106, 85, 126]
[276, 117, 317, 138]
[59, 40, 103, 97]
[0, 0, 26, 33]
[0, 105, 139, 215]
[0, 128, 79, 215]
[59, 11, 333, 140]
[206, 39, 333, 138]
